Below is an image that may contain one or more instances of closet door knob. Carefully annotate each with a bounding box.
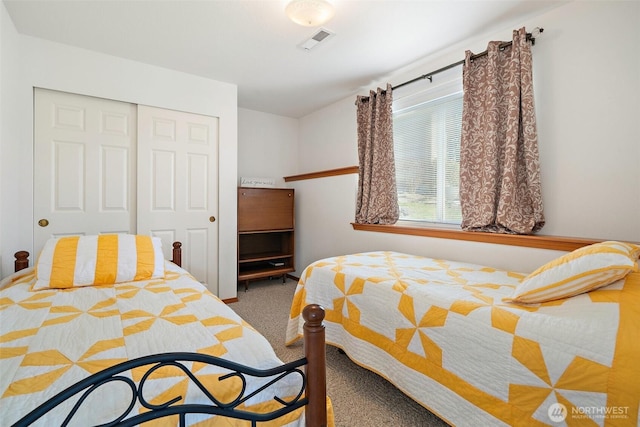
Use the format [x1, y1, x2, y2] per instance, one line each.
[38, 219, 49, 227]
[209, 216, 216, 223]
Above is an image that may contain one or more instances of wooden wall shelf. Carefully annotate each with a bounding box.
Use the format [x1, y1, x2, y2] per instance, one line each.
[284, 166, 358, 182]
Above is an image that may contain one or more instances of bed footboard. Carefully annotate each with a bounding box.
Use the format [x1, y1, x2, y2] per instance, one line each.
[11, 304, 327, 427]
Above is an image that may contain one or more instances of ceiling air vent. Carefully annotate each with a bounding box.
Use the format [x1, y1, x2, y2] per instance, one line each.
[299, 28, 334, 51]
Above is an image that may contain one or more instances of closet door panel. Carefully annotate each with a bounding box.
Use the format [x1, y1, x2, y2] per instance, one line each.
[34, 88, 136, 254]
[137, 105, 219, 291]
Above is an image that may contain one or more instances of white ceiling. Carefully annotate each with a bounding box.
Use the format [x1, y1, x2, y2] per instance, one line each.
[4, 0, 564, 118]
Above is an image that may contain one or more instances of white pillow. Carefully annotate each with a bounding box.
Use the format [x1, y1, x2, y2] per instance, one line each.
[505, 241, 639, 304]
[34, 234, 165, 290]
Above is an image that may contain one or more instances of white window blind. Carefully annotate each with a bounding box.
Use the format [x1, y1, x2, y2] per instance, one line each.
[393, 89, 463, 224]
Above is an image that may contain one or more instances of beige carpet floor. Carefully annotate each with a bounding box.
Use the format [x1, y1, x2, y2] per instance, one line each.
[228, 278, 450, 427]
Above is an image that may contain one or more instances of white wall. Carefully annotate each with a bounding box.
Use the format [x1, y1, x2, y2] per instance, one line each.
[237, 108, 299, 188]
[291, 1, 640, 275]
[0, 3, 239, 299]
[0, 3, 22, 280]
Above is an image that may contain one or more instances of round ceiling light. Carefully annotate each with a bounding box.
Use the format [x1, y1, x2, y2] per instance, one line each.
[285, 0, 335, 27]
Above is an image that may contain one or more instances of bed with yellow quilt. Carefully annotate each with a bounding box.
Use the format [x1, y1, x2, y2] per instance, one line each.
[1, 234, 330, 427]
[286, 241, 640, 426]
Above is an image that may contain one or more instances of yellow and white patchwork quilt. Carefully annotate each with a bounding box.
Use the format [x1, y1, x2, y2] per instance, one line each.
[1, 262, 307, 426]
[287, 252, 640, 426]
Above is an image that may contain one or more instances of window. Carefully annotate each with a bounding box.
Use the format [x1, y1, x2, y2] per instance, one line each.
[393, 78, 463, 225]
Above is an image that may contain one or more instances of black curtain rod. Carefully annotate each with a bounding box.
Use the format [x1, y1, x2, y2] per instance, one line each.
[392, 28, 544, 91]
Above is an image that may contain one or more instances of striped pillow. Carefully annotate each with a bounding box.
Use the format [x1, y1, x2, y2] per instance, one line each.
[505, 241, 640, 304]
[34, 234, 165, 290]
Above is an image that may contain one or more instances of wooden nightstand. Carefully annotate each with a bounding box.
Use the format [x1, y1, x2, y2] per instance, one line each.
[237, 187, 295, 291]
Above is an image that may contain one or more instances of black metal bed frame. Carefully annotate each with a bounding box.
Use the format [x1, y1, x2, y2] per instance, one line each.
[11, 352, 309, 427]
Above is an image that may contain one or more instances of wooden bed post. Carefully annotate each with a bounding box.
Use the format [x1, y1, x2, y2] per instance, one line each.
[14, 251, 29, 272]
[172, 241, 182, 267]
[302, 304, 327, 427]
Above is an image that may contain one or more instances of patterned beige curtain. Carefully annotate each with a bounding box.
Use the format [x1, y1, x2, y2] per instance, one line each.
[459, 28, 545, 234]
[355, 84, 399, 224]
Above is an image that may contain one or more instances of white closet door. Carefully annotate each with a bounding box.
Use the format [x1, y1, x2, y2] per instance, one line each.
[33, 88, 136, 254]
[137, 105, 219, 290]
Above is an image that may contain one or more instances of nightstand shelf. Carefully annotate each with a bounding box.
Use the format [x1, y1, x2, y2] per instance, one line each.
[238, 250, 294, 263]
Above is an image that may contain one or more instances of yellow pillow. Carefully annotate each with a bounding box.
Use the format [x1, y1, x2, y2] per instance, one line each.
[505, 241, 640, 304]
[34, 234, 165, 290]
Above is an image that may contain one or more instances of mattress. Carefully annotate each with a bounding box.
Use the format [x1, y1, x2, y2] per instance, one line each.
[286, 251, 640, 426]
[1, 262, 309, 426]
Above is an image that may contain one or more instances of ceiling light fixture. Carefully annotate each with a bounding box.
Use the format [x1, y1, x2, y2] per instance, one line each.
[285, 0, 335, 27]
